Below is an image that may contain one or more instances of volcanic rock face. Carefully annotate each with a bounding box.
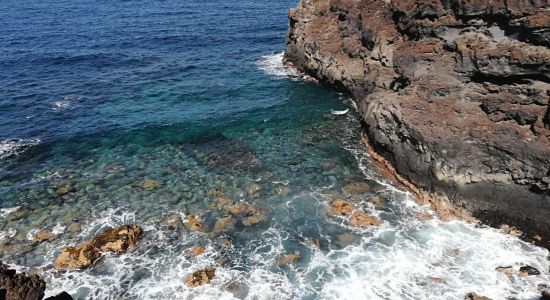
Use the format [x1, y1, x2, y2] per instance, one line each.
[0, 262, 45, 300]
[285, 0, 550, 246]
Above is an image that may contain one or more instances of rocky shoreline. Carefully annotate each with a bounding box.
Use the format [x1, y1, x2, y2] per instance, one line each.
[284, 0, 550, 248]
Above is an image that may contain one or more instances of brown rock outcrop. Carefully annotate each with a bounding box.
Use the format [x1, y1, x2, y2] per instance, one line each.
[285, 0, 550, 247]
[54, 224, 142, 271]
[184, 268, 216, 288]
[347, 211, 381, 228]
[0, 261, 45, 300]
[328, 199, 356, 216]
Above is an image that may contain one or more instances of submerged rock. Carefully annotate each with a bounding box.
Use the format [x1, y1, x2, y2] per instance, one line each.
[55, 184, 73, 197]
[242, 214, 267, 226]
[415, 213, 434, 221]
[67, 221, 81, 235]
[32, 230, 58, 244]
[342, 182, 370, 195]
[140, 179, 162, 190]
[161, 214, 184, 230]
[500, 225, 523, 237]
[0, 261, 45, 300]
[347, 211, 380, 228]
[184, 215, 204, 232]
[224, 202, 257, 216]
[495, 266, 513, 279]
[247, 183, 261, 198]
[465, 293, 492, 300]
[54, 225, 142, 271]
[213, 217, 236, 233]
[328, 199, 355, 216]
[184, 268, 215, 288]
[277, 251, 300, 266]
[519, 265, 541, 276]
[188, 246, 205, 257]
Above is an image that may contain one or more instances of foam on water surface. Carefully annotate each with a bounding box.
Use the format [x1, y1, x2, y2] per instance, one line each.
[257, 52, 300, 79]
[0, 138, 40, 160]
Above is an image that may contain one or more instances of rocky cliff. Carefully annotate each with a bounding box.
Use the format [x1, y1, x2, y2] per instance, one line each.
[284, 0, 550, 247]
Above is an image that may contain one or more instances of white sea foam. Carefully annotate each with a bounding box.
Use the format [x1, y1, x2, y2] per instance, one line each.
[52, 95, 81, 112]
[17, 112, 550, 300]
[0, 228, 17, 241]
[0, 206, 20, 218]
[0, 138, 40, 160]
[257, 52, 299, 78]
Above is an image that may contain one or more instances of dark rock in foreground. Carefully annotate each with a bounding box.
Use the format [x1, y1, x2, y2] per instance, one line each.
[284, 0, 550, 247]
[0, 261, 45, 300]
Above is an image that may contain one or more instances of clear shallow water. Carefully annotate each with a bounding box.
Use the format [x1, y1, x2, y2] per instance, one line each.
[0, 1, 549, 299]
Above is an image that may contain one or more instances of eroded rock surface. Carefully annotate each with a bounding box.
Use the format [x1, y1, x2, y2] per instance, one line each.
[184, 268, 216, 288]
[285, 0, 550, 247]
[54, 225, 142, 271]
[0, 262, 45, 300]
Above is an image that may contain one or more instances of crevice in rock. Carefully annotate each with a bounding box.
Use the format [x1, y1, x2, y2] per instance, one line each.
[469, 72, 550, 85]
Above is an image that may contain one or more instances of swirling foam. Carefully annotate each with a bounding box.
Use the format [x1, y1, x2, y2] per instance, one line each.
[257, 52, 299, 78]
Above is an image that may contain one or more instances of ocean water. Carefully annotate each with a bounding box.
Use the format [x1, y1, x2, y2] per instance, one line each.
[0, 1, 549, 299]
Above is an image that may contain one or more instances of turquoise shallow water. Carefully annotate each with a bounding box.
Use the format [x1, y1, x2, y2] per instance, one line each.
[1, 0, 550, 299]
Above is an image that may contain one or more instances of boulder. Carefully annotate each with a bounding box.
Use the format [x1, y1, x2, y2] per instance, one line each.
[277, 251, 300, 266]
[184, 215, 204, 232]
[242, 214, 267, 226]
[247, 183, 261, 198]
[161, 214, 183, 230]
[213, 217, 236, 233]
[54, 241, 101, 271]
[465, 293, 492, 300]
[416, 213, 434, 221]
[0, 261, 45, 300]
[495, 266, 513, 279]
[54, 224, 142, 271]
[519, 265, 541, 276]
[140, 179, 162, 190]
[184, 268, 216, 288]
[92, 225, 142, 253]
[188, 246, 205, 257]
[328, 199, 355, 216]
[32, 230, 58, 244]
[347, 211, 381, 228]
[55, 184, 73, 197]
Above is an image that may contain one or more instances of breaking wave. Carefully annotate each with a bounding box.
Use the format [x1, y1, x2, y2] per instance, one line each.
[0, 138, 40, 160]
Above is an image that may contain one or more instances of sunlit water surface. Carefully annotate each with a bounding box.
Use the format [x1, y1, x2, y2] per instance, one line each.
[0, 0, 548, 299]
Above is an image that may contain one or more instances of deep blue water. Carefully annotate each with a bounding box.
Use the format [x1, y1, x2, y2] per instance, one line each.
[1, 1, 549, 299]
[0, 0, 307, 141]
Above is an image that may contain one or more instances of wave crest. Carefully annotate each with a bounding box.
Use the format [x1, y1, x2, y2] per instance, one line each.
[257, 52, 299, 78]
[0, 138, 40, 160]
